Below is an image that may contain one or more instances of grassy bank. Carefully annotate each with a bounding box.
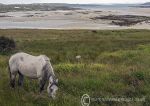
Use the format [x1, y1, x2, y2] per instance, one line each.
[0, 29, 150, 106]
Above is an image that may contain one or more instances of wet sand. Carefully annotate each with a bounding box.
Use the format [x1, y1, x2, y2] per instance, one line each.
[0, 7, 150, 29]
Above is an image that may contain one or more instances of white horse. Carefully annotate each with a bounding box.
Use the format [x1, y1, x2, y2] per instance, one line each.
[8, 52, 58, 99]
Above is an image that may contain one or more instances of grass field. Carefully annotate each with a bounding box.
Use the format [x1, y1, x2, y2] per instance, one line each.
[0, 29, 150, 106]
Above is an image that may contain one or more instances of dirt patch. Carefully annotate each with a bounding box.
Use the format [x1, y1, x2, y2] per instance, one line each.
[77, 11, 89, 14]
[91, 15, 150, 26]
[0, 15, 12, 17]
[64, 13, 73, 15]
[94, 11, 102, 13]
[22, 15, 34, 17]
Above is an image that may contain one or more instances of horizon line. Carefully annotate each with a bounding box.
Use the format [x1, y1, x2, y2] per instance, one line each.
[0, 2, 146, 5]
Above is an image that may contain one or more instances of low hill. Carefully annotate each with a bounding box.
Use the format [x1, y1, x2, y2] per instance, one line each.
[142, 2, 150, 5]
[0, 3, 81, 12]
[135, 2, 150, 8]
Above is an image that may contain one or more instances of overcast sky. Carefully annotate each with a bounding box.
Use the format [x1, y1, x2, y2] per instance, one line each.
[0, 0, 150, 4]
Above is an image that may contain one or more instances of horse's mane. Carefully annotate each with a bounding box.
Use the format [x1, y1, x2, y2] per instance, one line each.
[41, 55, 56, 80]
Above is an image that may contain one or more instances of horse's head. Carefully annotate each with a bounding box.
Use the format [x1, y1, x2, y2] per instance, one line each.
[47, 76, 58, 99]
[43, 56, 58, 99]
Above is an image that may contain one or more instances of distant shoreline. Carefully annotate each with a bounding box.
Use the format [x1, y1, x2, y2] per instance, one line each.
[0, 3, 149, 13]
[0, 3, 150, 30]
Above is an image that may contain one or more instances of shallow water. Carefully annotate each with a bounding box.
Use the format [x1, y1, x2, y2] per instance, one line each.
[0, 19, 121, 29]
[0, 20, 79, 29]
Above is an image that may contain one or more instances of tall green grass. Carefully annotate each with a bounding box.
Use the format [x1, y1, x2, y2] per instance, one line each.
[0, 29, 149, 106]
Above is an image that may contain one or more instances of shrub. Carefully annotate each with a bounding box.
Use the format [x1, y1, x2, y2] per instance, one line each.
[91, 30, 97, 33]
[132, 71, 145, 81]
[0, 36, 16, 52]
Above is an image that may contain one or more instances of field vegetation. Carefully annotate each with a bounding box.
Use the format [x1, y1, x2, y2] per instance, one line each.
[0, 29, 150, 106]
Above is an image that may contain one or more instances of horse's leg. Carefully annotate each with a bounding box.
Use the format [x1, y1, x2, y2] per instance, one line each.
[10, 73, 17, 88]
[39, 77, 46, 93]
[18, 72, 24, 86]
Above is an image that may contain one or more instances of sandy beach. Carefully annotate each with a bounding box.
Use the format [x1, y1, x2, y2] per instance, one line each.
[0, 7, 150, 29]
